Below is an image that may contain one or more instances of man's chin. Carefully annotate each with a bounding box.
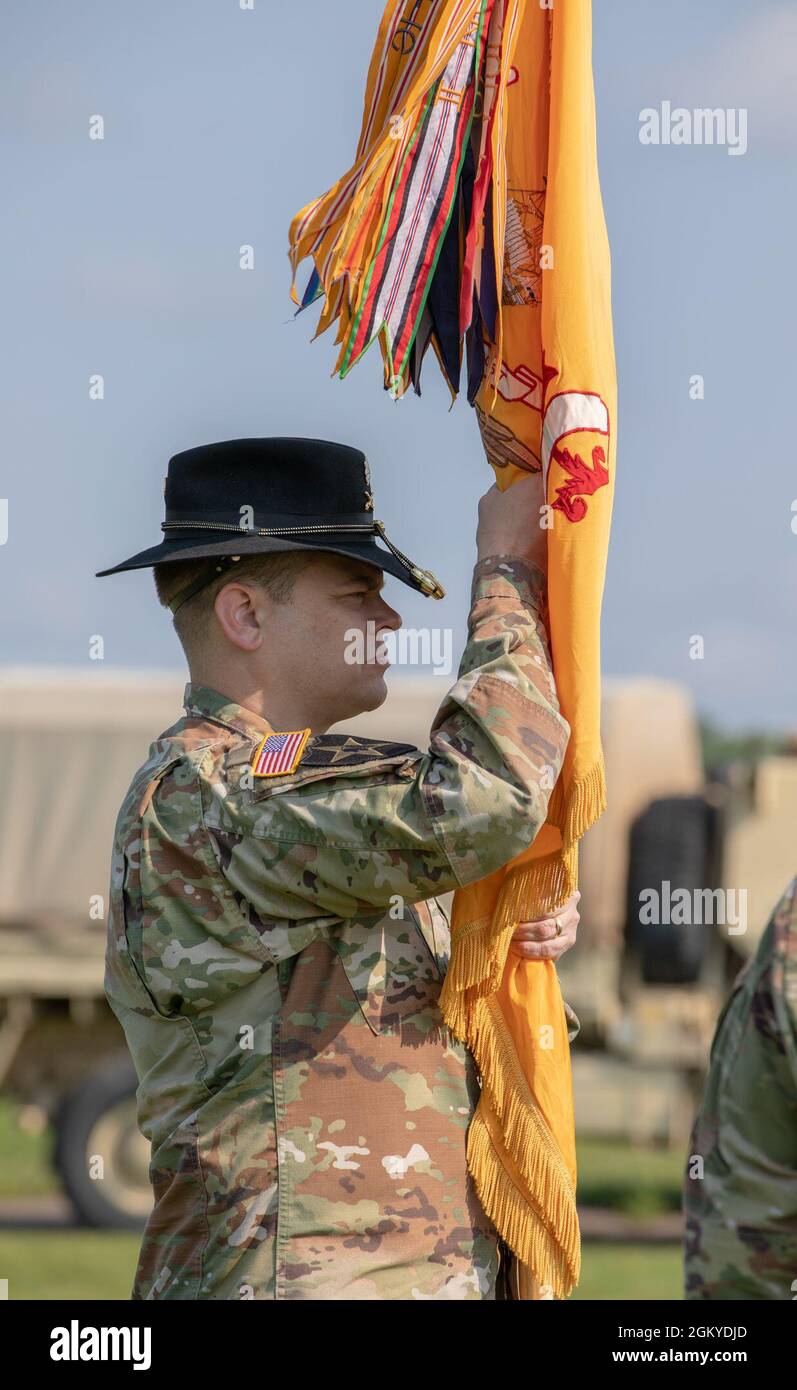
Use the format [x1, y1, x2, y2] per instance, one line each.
[357, 666, 390, 712]
[325, 664, 390, 727]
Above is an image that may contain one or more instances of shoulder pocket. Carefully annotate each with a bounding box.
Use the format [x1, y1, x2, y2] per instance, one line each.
[331, 907, 444, 1036]
[115, 850, 182, 1021]
[251, 750, 422, 802]
[708, 951, 760, 1075]
[106, 753, 186, 1020]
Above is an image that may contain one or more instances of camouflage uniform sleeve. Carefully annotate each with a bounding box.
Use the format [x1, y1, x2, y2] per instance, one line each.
[208, 555, 570, 920]
[684, 876, 797, 1299]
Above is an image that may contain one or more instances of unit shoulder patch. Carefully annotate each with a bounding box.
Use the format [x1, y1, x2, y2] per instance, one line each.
[299, 733, 419, 770]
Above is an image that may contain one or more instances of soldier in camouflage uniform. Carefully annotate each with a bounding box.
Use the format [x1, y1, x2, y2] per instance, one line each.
[96, 437, 579, 1300]
[684, 875, 797, 1299]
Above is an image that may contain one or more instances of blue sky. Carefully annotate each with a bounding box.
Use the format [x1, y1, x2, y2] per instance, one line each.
[2, 0, 795, 729]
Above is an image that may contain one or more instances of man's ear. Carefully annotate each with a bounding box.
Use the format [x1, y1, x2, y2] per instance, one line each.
[213, 581, 264, 653]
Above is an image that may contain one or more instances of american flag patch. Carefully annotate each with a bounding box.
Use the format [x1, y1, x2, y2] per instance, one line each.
[250, 728, 311, 778]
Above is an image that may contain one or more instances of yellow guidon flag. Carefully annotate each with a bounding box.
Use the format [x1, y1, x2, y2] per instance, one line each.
[288, 0, 616, 1301]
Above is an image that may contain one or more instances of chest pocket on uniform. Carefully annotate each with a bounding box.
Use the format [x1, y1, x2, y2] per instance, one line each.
[331, 907, 444, 1036]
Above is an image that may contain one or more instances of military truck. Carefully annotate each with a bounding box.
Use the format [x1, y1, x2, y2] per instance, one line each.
[0, 666, 792, 1226]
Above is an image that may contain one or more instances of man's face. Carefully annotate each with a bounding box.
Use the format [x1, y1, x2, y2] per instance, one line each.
[255, 552, 403, 725]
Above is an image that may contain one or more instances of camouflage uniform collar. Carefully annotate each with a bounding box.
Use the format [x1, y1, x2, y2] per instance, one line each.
[182, 681, 274, 742]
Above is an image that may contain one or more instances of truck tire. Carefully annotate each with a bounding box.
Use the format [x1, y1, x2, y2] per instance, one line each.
[53, 1055, 151, 1230]
[626, 795, 717, 985]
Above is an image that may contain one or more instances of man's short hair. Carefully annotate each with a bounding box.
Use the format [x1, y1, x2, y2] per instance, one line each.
[154, 549, 317, 657]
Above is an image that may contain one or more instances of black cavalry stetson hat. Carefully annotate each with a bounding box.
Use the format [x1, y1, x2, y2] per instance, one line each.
[96, 438, 445, 611]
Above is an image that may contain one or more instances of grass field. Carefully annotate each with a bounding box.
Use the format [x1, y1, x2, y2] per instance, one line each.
[0, 1099, 685, 1300]
[0, 1232, 683, 1300]
[576, 1135, 683, 1216]
[0, 1099, 59, 1198]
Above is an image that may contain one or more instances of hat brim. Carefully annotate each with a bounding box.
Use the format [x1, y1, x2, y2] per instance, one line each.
[95, 531, 437, 598]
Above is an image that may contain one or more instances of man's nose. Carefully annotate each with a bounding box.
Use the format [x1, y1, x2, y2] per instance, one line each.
[376, 597, 402, 631]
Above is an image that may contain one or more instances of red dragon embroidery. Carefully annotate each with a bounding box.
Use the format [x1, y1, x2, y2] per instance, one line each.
[550, 442, 609, 523]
